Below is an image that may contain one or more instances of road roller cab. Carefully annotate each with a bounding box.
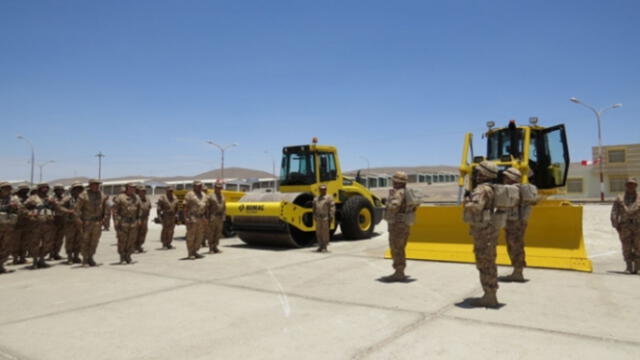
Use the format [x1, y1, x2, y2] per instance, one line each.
[227, 139, 385, 247]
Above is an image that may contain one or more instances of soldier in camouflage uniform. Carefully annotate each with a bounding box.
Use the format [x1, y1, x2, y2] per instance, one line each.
[206, 180, 226, 254]
[157, 185, 179, 249]
[463, 161, 501, 307]
[11, 184, 31, 265]
[312, 184, 335, 252]
[113, 183, 142, 264]
[75, 179, 107, 267]
[58, 183, 84, 264]
[48, 184, 66, 261]
[24, 183, 57, 269]
[0, 182, 22, 274]
[611, 177, 640, 274]
[183, 181, 207, 259]
[383, 171, 418, 282]
[501, 168, 537, 282]
[135, 185, 151, 253]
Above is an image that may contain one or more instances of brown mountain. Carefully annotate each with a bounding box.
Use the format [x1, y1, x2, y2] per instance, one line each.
[194, 167, 273, 179]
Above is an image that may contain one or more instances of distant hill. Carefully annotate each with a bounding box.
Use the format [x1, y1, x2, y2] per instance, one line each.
[194, 167, 273, 180]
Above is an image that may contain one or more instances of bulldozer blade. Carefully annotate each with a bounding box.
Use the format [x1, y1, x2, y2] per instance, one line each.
[386, 200, 592, 272]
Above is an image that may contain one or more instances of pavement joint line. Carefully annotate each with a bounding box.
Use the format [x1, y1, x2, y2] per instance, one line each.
[441, 314, 640, 347]
[0, 282, 198, 328]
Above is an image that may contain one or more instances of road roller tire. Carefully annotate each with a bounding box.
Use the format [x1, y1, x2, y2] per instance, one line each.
[340, 195, 375, 240]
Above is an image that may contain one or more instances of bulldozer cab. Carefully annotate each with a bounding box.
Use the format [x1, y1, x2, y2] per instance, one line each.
[279, 144, 343, 198]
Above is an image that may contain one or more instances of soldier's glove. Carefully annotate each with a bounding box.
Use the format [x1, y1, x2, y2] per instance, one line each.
[153, 217, 161, 224]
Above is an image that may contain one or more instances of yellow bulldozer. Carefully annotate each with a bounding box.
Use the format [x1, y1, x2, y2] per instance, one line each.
[396, 118, 592, 272]
[226, 138, 385, 247]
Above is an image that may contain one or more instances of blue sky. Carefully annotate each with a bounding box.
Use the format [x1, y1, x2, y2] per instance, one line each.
[1, 0, 638, 181]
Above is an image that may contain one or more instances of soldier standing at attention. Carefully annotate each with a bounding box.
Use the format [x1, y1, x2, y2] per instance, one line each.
[463, 161, 501, 307]
[58, 183, 84, 264]
[48, 184, 66, 261]
[11, 184, 31, 265]
[383, 171, 418, 282]
[76, 179, 107, 267]
[611, 177, 640, 274]
[24, 183, 57, 269]
[206, 180, 226, 254]
[135, 185, 151, 253]
[501, 168, 538, 282]
[0, 182, 21, 274]
[113, 183, 141, 264]
[183, 181, 207, 259]
[157, 186, 179, 249]
[312, 184, 335, 252]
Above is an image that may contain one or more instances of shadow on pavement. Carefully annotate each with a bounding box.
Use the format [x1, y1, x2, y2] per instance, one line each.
[375, 276, 417, 284]
[455, 297, 505, 310]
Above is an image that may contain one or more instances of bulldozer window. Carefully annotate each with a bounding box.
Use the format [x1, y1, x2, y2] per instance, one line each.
[319, 152, 337, 182]
[487, 129, 524, 160]
[280, 151, 316, 185]
[530, 125, 569, 189]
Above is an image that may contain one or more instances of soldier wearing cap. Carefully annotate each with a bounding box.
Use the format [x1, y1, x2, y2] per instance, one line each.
[11, 184, 31, 264]
[113, 183, 142, 264]
[48, 184, 67, 261]
[157, 185, 179, 249]
[205, 180, 226, 254]
[58, 183, 84, 264]
[383, 171, 419, 281]
[611, 177, 640, 274]
[134, 185, 151, 253]
[183, 180, 207, 259]
[24, 183, 58, 269]
[75, 179, 107, 266]
[0, 182, 22, 274]
[312, 184, 335, 252]
[501, 167, 538, 282]
[463, 161, 501, 307]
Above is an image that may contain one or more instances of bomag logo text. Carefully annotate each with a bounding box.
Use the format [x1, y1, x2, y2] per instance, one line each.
[238, 204, 265, 213]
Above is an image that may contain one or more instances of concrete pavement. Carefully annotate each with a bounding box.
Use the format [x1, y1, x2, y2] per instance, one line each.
[0, 204, 638, 359]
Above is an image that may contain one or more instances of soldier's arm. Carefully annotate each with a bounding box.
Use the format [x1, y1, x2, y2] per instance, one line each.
[464, 187, 489, 213]
[183, 194, 192, 223]
[330, 198, 336, 220]
[611, 199, 621, 228]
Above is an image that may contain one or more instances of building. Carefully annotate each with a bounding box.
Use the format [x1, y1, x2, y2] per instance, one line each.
[564, 143, 640, 199]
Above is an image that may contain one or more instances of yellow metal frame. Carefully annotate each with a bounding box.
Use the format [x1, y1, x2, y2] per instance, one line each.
[226, 201, 316, 232]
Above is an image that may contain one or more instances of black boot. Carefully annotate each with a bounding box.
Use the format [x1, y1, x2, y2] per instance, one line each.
[88, 257, 97, 267]
[73, 253, 82, 264]
[119, 254, 125, 264]
[37, 258, 50, 268]
[632, 260, 638, 275]
[125, 254, 132, 264]
[51, 253, 63, 261]
[625, 261, 633, 273]
[65, 254, 74, 265]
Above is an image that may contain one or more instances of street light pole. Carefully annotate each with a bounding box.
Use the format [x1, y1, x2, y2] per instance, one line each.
[206, 141, 238, 180]
[96, 152, 105, 180]
[16, 135, 35, 185]
[360, 155, 370, 188]
[569, 97, 622, 202]
[38, 160, 55, 183]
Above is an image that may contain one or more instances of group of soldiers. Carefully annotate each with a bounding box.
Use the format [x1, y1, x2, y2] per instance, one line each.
[0, 178, 230, 274]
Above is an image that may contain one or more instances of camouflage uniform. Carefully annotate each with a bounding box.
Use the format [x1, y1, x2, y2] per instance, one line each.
[75, 180, 107, 266]
[206, 188, 226, 253]
[383, 171, 417, 281]
[135, 188, 151, 253]
[49, 186, 66, 260]
[24, 185, 57, 269]
[113, 188, 141, 264]
[0, 183, 21, 273]
[58, 184, 84, 264]
[157, 190, 179, 249]
[463, 161, 501, 307]
[611, 179, 640, 273]
[183, 185, 208, 259]
[11, 186, 31, 265]
[313, 190, 335, 252]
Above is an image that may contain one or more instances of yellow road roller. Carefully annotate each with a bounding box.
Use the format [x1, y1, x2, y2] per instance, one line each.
[227, 138, 385, 247]
[396, 118, 592, 272]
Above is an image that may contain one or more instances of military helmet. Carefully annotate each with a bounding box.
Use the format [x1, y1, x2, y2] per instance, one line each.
[53, 183, 64, 190]
[37, 182, 50, 190]
[626, 177, 638, 185]
[476, 161, 498, 179]
[0, 181, 11, 189]
[503, 167, 522, 182]
[193, 180, 202, 186]
[71, 182, 84, 189]
[392, 171, 408, 184]
[125, 182, 136, 188]
[88, 179, 101, 184]
[17, 184, 30, 191]
[165, 185, 175, 191]
[136, 185, 146, 191]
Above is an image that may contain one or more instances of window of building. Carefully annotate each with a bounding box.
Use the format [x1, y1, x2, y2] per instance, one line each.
[566, 178, 584, 193]
[609, 177, 627, 193]
[608, 149, 626, 163]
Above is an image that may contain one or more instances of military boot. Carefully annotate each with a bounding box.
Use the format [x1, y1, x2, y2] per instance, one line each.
[383, 270, 407, 282]
[472, 290, 499, 308]
[37, 258, 50, 269]
[195, 253, 204, 259]
[625, 261, 633, 273]
[28, 258, 38, 270]
[502, 268, 525, 282]
[0, 265, 7, 274]
[125, 254, 132, 264]
[51, 253, 63, 261]
[73, 254, 82, 264]
[213, 248, 222, 254]
[119, 254, 125, 264]
[65, 254, 74, 265]
[632, 259, 638, 275]
[88, 257, 97, 267]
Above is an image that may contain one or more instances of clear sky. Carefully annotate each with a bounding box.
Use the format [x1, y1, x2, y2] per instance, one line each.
[1, 0, 638, 181]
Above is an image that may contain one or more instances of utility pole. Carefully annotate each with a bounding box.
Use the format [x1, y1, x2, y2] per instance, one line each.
[360, 156, 370, 188]
[38, 160, 55, 182]
[206, 141, 238, 180]
[96, 152, 106, 180]
[17, 135, 35, 185]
